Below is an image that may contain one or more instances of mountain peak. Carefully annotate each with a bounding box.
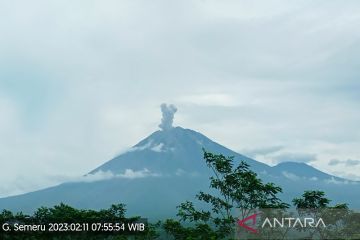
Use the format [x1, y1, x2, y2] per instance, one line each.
[272, 161, 338, 181]
[89, 124, 270, 177]
[131, 127, 215, 154]
[3, 113, 360, 216]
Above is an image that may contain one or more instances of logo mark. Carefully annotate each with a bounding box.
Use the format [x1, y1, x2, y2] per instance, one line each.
[237, 213, 259, 234]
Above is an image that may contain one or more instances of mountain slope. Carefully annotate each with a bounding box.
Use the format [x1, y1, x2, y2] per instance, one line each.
[0, 127, 359, 218]
[90, 127, 270, 175]
[270, 162, 341, 181]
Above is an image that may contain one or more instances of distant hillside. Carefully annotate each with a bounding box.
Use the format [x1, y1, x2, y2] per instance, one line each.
[0, 126, 359, 218]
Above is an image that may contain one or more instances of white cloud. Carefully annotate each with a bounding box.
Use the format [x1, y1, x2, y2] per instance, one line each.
[331, 172, 360, 182]
[77, 171, 115, 182]
[329, 159, 360, 166]
[119, 168, 161, 179]
[128, 142, 166, 153]
[324, 177, 351, 185]
[273, 153, 317, 164]
[151, 143, 165, 152]
[281, 172, 325, 182]
[243, 146, 284, 158]
[179, 94, 238, 107]
[75, 168, 161, 183]
[0, 0, 360, 196]
[0, 168, 161, 197]
[0, 97, 20, 135]
[282, 171, 300, 181]
[128, 141, 154, 152]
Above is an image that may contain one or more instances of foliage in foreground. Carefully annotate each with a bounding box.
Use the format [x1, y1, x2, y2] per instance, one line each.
[0, 203, 159, 240]
[162, 150, 288, 239]
[162, 151, 359, 240]
[2, 151, 358, 239]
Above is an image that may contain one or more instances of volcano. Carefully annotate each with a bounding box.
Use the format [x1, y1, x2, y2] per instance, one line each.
[0, 105, 359, 219]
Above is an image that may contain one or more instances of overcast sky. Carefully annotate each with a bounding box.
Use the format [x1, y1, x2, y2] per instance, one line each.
[0, 0, 359, 197]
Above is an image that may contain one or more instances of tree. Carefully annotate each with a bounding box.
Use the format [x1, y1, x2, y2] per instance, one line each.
[292, 190, 331, 209]
[292, 190, 350, 239]
[0, 209, 14, 222]
[164, 150, 288, 239]
[0, 203, 157, 240]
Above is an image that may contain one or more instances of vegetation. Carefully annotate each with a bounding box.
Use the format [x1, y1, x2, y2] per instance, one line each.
[162, 150, 288, 239]
[161, 151, 359, 239]
[1, 151, 359, 239]
[0, 203, 158, 240]
[292, 190, 359, 239]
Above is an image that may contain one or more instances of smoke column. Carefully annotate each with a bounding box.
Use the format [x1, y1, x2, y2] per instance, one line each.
[159, 103, 177, 131]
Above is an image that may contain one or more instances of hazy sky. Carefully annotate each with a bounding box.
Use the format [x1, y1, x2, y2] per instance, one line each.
[0, 0, 359, 197]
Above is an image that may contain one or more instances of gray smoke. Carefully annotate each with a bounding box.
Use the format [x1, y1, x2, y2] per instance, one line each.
[159, 103, 177, 131]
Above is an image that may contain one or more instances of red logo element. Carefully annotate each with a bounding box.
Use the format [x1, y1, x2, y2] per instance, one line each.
[237, 213, 259, 234]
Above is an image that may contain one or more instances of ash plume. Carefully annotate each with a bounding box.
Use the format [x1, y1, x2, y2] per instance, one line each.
[159, 103, 177, 131]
